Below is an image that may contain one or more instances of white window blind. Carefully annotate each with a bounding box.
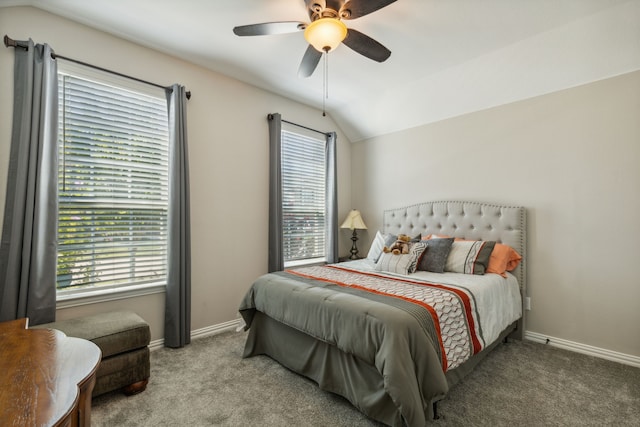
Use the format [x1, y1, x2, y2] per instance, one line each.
[281, 129, 326, 264]
[56, 67, 169, 292]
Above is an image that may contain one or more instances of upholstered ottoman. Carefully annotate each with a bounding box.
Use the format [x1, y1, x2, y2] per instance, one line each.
[34, 310, 150, 397]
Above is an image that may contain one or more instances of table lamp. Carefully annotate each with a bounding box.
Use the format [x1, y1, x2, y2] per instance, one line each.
[340, 210, 368, 260]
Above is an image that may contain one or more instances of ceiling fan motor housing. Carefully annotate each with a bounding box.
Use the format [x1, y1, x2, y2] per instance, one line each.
[308, 0, 351, 22]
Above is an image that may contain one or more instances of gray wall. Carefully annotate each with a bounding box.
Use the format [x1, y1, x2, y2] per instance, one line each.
[351, 70, 640, 357]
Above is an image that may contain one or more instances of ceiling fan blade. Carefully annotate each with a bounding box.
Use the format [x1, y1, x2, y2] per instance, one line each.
[298, 45, 323, 78]
[233, 22, 305, 36]
[340, 0, 396, 20]
[342, 29, 391, 62]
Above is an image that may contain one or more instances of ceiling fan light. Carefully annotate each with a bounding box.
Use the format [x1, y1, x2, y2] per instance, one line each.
[304, 18, 347, 53]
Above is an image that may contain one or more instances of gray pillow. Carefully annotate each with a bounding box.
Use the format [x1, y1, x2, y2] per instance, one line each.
[417, 238, 454, 273]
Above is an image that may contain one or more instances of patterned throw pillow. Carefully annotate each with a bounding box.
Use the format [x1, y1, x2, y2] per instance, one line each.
[445, 240, 496, 275]
[366, 231, 396, 262]
[375, 241, 428, 275]
[417, 237, 454, 273]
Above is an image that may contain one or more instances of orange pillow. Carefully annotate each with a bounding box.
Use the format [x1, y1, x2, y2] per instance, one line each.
[486, 243, 522, 277]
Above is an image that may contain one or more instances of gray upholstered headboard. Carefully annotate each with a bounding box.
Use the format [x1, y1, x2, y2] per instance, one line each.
[383, 201, 527, 336]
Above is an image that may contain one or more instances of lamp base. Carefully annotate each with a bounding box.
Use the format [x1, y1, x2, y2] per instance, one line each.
[349, 229, 359, 260]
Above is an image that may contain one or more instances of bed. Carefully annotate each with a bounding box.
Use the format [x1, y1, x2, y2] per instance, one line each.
[240, 201, 526, 426]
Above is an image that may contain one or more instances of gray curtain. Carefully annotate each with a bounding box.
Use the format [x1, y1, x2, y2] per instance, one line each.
[267, 113, 283, 273]
[267, 114, 338, 271]
[325, 132, 338, 264]
[164, 84, 191, 348]
[0, 39, 59, 325]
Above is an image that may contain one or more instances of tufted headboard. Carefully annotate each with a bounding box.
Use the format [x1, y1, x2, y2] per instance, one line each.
[383, 201, 527, 336]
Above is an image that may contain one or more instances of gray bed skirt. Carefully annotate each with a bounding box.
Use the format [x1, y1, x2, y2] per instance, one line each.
[243, 311, 518, 426]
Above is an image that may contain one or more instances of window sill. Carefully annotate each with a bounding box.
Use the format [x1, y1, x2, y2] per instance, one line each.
[56, 282, 166, 309]
[284, 257, 326, 268]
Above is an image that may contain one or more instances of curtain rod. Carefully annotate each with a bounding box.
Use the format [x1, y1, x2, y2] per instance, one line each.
[4, 35, 191, 100]
[279, 117, 330, 137]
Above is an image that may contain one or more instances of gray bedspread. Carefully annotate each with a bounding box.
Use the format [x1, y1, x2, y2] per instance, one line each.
[239, 267, 455, 427]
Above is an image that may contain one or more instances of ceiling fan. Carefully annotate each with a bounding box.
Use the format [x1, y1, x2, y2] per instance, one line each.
[233, 0, 396, 78]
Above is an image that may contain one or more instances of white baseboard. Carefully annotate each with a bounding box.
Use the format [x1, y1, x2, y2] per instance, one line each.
[191, 318, 243, 340]
[148, 318, 243, 351]
[525, 331, 640, 368]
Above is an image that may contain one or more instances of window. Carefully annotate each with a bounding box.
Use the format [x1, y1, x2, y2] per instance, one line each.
[281, 126, 327, 266]
[56, 62, 169, 296]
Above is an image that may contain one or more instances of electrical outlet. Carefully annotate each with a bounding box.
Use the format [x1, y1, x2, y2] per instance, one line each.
[525, 297, 531, 311]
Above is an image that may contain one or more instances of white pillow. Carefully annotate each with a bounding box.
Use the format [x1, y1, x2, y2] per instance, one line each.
[445, 240, 496, 275]
[366, 231, 395, 262]
[375, 241, 427, 275]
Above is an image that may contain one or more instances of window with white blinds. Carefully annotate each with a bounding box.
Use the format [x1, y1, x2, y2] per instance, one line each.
[281, 129, 326, 266]
[56, 64, 169, 293]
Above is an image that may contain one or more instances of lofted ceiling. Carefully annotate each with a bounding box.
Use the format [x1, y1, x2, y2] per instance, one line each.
[2, 0, 639, 142]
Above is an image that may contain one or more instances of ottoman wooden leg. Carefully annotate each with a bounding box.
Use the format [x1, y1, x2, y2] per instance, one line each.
[122, 378, 149, 396]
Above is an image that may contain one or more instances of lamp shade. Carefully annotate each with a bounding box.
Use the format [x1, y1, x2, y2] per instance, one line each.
[340, 210, 367, 230]
[304, 18, 348, 53]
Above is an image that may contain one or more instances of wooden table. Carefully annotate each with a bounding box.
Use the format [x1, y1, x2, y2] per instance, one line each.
[0, 318, 101, 427]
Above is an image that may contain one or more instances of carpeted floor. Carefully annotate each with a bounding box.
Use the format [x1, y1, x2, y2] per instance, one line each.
[92, 331, 640, 426]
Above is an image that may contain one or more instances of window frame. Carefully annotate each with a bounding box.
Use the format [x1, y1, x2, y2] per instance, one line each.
[280, 124, 328, 268]
[55, 60, 170, 304]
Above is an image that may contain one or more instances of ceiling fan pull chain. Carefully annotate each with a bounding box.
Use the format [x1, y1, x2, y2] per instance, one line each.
[322, 50, 327, 117]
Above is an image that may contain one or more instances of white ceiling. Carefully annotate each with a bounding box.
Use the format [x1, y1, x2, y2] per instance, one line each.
[3, 0, 639, 141]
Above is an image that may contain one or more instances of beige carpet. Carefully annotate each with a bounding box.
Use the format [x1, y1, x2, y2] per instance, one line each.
[92, 330, 640, 426]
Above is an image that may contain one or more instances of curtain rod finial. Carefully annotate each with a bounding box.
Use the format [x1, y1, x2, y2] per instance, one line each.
[4, 35, 17, 48]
